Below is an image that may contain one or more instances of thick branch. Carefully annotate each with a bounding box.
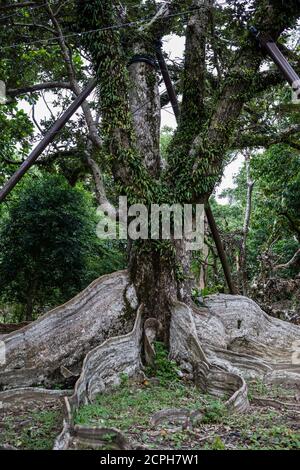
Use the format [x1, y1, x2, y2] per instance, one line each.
[253, 65, 300, 95]
[139, 1, 183, 39]
[46, 1, 102, 149]
[191, 1, 300, 195]
[274, 248, 300, 271]
[128, 44, 161, 177]
[180, 0, 212, 127]
[85, 153, 116, 220]
[7, 82, 71, 98]
[11, 21, 55, 33]
[2, 149, 82, 167]
[235, 124, 300, 150]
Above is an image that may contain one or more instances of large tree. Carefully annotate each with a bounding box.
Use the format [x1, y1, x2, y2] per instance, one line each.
[2, 4, 300, 448]
[0, 175, 101, 320]
[1, 0, 300, 343]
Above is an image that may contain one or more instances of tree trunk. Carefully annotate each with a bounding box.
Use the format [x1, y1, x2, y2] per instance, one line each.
[240, 152, 254, 295]
[129, 238, 195, 345]
[129, 241, 176, 345]
[24, 279, 37, 322]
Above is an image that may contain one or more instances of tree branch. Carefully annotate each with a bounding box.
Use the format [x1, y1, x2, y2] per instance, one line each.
[274, 248, 300, 270]
[139, 0, 188, 39]
[2, 149, 79, 167]
[180, 0, 213, 127]
[11, 21, 55, 33]
[128, 41, 161, 177]
[253, 63, 300, 95]
[235, 124, 300, 150]
[191, 0, 300, 194]
[85, 153, 117, 220]
[45, 1, 102, 149]
[7, 82, 71, 98]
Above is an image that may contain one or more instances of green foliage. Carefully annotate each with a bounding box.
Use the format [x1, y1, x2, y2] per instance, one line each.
[201, 285, 224, 297]
[0, 409, 62, 450]
[74, 381, 201, 430]
[200, 142, 300, 291]
[0, 174, 126, 320]
[202, 400, 227, 424]
[74, 380, 226, 449]
[0, 105, 34, 185]
[145, 341, 179, 385]
[208, 436, 226, 450]
[119, 372, 130, 386]
[160, 126, 173, 161]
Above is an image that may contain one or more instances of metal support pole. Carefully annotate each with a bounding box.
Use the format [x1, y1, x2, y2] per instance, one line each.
[205, 203, 236, 295]
[250, 27, 300, 96]
[155, 40, 180, 121]
[0, 78, 97, 203]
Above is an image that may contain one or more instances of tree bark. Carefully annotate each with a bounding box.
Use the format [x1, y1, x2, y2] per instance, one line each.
[24, 278, 37, 322]
[240, 152, 254, 295]
[129, 241, 178, 344]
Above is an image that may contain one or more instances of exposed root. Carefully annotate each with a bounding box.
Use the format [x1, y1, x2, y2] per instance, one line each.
[0, 271, 132, 389]
[66, 426, 137, 450]
[0, 387, 71, 404]
[252, 396, 300, 413]
[0, 388, 67, 450]
[170, 301, 249, 413]
[54, 308, 143, 450]
[193, 294, 300, 387]
[1, 272, 300, 450]
[150, 408, 203, 428]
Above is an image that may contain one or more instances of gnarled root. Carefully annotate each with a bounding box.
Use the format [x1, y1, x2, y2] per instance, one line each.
[54, 308, 143, 450]
[193, 294, 300, 387]
[170, 301, 249, 413]
[1, 272, 300, 450]
[0, 271, 134, 390]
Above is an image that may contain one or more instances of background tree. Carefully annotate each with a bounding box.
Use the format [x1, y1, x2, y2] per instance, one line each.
[0, 174, 125, 321]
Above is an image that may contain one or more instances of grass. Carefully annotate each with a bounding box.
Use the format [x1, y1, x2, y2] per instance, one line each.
[248, 379, 296, 400]
[0, 378, 299, 450]
[1, 356, 299, 451]
[0, 408, 63, 450]
[222, 410, 300, 450]
[74, 379, 300, 450]
[75, 381, 226, 430]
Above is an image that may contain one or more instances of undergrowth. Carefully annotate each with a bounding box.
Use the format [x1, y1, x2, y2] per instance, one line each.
[145, 341, 179, 385]
[74, 379, 299, 450]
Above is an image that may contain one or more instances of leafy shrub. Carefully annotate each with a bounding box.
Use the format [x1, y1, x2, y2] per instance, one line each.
[146, 341, 179, 385]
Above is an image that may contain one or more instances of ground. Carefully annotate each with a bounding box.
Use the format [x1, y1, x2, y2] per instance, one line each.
[0, 396, 64, 450]
[73, 379, 300, 450]
[1, 379, 299, 450]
